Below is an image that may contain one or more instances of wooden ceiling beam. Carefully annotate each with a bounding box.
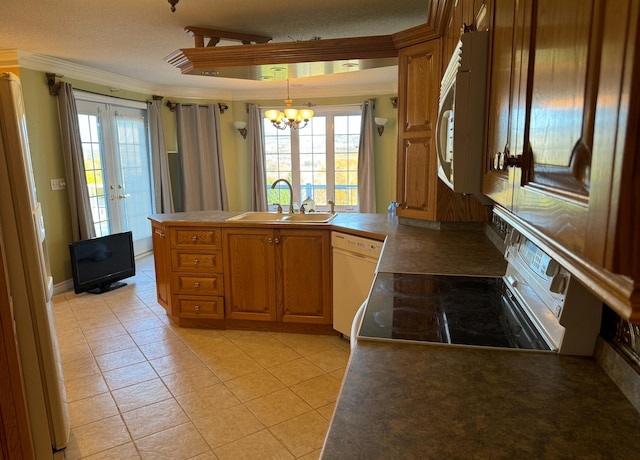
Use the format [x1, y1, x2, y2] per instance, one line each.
[166, 35, 398, 74]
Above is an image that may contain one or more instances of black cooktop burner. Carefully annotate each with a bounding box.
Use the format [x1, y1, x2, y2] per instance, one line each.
[358, 273, 551, 351]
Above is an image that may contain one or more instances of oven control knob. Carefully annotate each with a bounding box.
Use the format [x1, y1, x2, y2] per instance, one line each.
[549, 274, 567, 294]
[545, 259, 560, 277]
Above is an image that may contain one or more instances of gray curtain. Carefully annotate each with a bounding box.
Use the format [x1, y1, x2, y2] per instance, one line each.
[248, 104, 267, 211]
[147, 99, 174, 213]
[358, 99, 377, 213]
[56, 83, 95, 241]
[176, 103, 228, 211]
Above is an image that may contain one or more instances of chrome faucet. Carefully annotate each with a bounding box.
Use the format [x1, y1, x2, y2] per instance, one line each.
[271, 178, 294, 214]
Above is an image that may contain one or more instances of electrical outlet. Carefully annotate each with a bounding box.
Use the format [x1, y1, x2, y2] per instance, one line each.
[50, 178, 67, 190]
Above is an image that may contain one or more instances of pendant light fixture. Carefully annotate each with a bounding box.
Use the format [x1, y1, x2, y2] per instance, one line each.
[265, 79, 314, 130]
[168, 0, 179, 12]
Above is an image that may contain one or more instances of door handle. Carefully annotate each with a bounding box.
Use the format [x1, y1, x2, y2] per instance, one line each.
[118, 194, 131, 199]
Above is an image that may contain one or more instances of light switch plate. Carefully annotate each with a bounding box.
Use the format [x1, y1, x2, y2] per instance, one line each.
[50, 178, 67, 190]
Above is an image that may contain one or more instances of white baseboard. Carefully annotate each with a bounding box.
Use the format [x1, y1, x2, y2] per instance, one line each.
[53, 279, 74, 296]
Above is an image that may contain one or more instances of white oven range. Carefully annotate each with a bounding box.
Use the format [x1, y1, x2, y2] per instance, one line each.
[357, 230, 602, 356]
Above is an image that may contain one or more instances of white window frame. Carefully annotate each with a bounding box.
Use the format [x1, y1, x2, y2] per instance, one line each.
[262, 105, 361, 213]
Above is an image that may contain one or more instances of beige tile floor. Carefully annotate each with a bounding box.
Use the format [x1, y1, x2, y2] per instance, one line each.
[53, 255, 349, 459]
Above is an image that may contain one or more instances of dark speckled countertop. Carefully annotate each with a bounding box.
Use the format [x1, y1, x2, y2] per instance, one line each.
[321, 341, 640, 459]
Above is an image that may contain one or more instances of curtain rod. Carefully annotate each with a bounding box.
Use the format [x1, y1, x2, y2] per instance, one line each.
[165, 101, 229, 114]
[46, 72, 157, 105]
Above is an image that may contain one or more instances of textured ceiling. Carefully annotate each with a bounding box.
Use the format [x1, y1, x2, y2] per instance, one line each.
[0, 0, 429, 98]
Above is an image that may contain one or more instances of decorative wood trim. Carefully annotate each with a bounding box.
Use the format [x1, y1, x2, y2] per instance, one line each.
[392, 0, 455, 49]
[166, 35, 398, 73]
[184, 26, 272, 48]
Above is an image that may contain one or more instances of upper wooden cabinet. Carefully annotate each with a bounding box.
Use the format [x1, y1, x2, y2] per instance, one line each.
[396, 38, 489, 222]
[483, 0, 640, 321]
[396, 40, 441, 220]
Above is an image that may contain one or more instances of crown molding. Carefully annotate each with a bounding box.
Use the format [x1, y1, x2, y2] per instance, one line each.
[0, 49, 397, 101]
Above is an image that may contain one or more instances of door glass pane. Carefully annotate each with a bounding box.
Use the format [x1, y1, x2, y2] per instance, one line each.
[334, 115, 361, 207]
[115, 110, 153, 254]
[78, 113, 110, 236]
[264, 118, 293, 208]
[298, 116, 327, 205]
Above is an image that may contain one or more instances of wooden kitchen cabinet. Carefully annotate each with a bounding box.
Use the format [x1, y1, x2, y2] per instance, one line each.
[396, 38, 489, 222]
[223, 228, 331, 325]
[482, 0, 530, 209]
[483, 0, 640, 321]
[151, 221, 170, 312]
[222, 228, 277, 321]
[166, 226, 225, 321]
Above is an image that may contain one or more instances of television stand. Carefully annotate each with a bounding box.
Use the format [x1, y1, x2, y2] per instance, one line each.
[88, 281, 128, 294]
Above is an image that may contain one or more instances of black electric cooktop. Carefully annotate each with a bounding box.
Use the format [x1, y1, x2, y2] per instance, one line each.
[358, 273, 551, 351]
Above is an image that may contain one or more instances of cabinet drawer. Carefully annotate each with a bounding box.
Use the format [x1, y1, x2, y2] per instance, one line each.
[172, 273, 224, 296]
[170, 227, 221, 249]
[172, 250, 222, 272]
[177, 296, 224, 319]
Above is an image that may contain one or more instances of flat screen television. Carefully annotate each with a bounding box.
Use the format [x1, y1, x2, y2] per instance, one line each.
[69, 231, 136, 294]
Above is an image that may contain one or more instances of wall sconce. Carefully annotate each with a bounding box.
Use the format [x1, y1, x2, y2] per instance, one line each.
[234, 121, 247, 139]
[374, 117, 388, 136]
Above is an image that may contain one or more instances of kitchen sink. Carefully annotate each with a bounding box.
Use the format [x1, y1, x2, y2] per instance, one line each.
[226, 212, 337, 223]
[279, 213, 336, 223]
[226, 212, 283, 222]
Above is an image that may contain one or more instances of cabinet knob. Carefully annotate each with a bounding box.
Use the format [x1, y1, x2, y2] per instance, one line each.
[194, 259, 199, 265]
[493, 152, 523, 171]
[194, 305, 201, 311]
[268, 237, 273, 244]
[191, 236, 198, 241]
[274, 238, 280, 244]
[194, 282, 200, 288]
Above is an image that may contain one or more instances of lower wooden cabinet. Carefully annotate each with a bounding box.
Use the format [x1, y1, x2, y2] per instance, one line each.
[223, 228, 331, 325]
[176, 296, 224, 320]
[149, 220, 333, 331]
[151, 221, 170, 312]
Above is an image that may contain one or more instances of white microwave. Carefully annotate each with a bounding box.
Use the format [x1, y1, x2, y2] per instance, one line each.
[436, 31, 489, 202]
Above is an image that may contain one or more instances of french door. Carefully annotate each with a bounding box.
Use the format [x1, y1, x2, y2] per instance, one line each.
[75, 95, 153, 255]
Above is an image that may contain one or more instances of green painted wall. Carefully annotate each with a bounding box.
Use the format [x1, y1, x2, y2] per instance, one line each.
[17, 68, 397, 286]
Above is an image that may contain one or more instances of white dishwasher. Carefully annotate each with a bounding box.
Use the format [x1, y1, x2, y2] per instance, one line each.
[332, 231, 383, 338]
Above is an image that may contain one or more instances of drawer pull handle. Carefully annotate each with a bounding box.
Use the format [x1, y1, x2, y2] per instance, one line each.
[191, 236, 198, 241]
[194, 259, 199, 265]
[194, 282, 200, 288]
[194, 305, 201, 311]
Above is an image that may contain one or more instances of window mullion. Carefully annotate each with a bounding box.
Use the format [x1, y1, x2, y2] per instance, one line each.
[291, 129, 301, 206]
[326, 116, 336, 206]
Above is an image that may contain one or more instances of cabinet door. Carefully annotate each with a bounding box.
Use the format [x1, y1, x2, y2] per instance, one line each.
[396, 40, 441, 220]
[222, 228, 277, 321]
[397, 138, 438, 219]
[513, 0, 598, 255]
[482, 0, 531, 208]
[151, 222, 170, 312]
[277, 229, 331, 324]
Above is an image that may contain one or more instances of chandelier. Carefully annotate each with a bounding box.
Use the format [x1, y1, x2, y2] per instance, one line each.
[265, 79, 314, 130]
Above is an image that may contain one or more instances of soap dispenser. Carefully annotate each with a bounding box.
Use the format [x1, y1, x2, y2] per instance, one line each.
[302, 196, 315, 213]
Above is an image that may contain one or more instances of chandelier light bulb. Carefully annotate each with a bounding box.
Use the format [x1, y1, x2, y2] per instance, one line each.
[265, 79, 313, 130]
